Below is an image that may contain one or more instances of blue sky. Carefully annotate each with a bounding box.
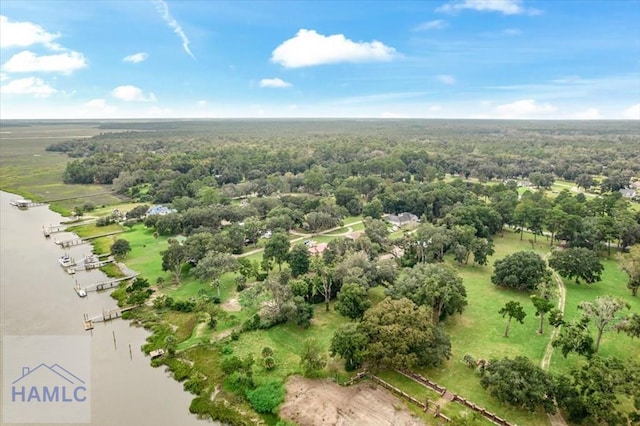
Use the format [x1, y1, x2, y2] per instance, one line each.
[1, 0, 639, 119]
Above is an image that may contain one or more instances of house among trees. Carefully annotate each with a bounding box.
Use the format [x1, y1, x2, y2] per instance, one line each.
[619, 188, 637, 199]
[386, 212, 419, 227]
[146, 205, 177, 216]
[309, 242, 328, 256]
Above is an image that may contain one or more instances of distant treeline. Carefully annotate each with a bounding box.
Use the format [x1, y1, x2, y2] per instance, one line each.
[46, 120, 639, 197]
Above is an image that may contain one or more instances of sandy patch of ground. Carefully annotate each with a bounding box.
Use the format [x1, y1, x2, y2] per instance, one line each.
[221, 296, 241, 312]
[280, 376, 425, 426]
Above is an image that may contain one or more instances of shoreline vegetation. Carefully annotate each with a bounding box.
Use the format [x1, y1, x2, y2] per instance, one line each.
[2, 120, 639, 426]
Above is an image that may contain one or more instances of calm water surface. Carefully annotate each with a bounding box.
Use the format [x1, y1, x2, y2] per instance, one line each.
[0, 190, 209, 426]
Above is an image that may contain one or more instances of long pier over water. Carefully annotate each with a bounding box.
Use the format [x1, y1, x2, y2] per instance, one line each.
[74, 274, 139, 295]
[83, 306, 137, 330]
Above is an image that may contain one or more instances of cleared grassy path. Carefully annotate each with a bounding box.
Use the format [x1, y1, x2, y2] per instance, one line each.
[542, 254, 568, 426]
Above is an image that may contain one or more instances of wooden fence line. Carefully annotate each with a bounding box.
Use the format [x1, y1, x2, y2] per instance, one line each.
[344, 371, 451, 422]
[345, 369, 515, 426]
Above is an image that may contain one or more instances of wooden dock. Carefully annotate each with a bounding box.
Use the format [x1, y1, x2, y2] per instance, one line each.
[43, 224, 66, 238]
[73, 256, 114, 272]
[10, 199, 47, 209]
[83, 306, 137, 330]
[55, 237, 87, 248]
[74, 274, 138, 295]
[55, 231, 125, 248]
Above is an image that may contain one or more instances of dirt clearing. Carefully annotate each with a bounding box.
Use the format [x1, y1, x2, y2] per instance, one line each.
[279, 376, 425, 426]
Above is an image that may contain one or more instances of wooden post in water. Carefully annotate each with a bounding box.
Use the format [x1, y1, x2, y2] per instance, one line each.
[112, 330, 117, 350]
[129, 344, 132, 360]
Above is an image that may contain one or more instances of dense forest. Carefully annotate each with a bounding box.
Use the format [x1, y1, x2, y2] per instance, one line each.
[48, 120, 639, 195]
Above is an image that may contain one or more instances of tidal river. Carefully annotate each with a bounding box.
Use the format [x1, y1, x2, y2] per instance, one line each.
[0, 190, 209, 426]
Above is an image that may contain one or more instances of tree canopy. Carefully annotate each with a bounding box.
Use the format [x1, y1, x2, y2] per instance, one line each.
[499, 301, 527, 338]
[491, 251, 550, 292]
[387, 263, 467, 322]
[548, 247, 604, 284]
[110, 238, 131, 258]
[480, 356, 556, 414]
[359, 297, 450, 370]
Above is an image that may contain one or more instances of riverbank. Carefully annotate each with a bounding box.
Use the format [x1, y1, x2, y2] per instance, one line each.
[0, 190, 208, 426]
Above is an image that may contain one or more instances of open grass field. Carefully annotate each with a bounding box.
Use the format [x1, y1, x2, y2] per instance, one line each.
[229, 302, 348, 384]
[409, 230, 554, 425]
[0, 124, 123, 213]
[550, 256, 640, 373]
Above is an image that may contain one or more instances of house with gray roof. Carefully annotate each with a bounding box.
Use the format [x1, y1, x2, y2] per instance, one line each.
[386, 212, 419, 227]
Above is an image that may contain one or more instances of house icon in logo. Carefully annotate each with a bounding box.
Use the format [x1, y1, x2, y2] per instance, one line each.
[11, 363, 88, 403]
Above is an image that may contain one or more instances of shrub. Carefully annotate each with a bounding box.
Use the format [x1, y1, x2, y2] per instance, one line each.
[242, 314, 261, 332]
[245, 379, 285, 414]
[236, 276, 248, 292]
[224, 371, 254, 395]
[263, 356, 276, 371]
[163, 358, 191, 382]
[463, 354, 477, 369]
[221, 356, 244, 375]
[189, 397, 252, 426]
[261, 346, 274, 358]
[183, 377, 205, 395]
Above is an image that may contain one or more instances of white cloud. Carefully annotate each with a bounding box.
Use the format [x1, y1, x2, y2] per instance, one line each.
[414, 20, 448, 31]
[197, 100, 207, 106]
[381, 112, 409, 118]
[0, 72, 8, 81]
[85, 98, 106, 108]
[123, 52, 149, 63]
[259, 78, 292, 88]
[83, 98, 118, 115]
[0, 15, 61, 49]
[333, 91, 429, 105]
[145, 106, 173, 117]
[502, 28, 522, 36]
[437, 0, 537, 15]
[437, 74, 456, 85]
[568, 108, 601, 120]
[623, 103, 640, 119]
[2, 50, 86, 74]
[495, 99, 557, 118]
[112, 85, 157, 102]
[153, 0, 194, 58]
[0, 77, 57, 97]
[271, 29, 397, 68]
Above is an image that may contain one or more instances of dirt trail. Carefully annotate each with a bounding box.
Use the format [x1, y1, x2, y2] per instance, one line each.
[236, 221, 363, 258]
[542, 254, 568, 426]
[540, 269, 567, 370]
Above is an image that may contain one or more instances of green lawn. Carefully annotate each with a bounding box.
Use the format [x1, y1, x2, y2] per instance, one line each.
[551, 257, 640, 373]
[411, 230, 554, 425]
[228, 303, 348, 384]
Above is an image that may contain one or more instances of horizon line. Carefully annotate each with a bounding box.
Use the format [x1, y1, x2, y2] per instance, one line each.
[1, 117, 638, 122]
